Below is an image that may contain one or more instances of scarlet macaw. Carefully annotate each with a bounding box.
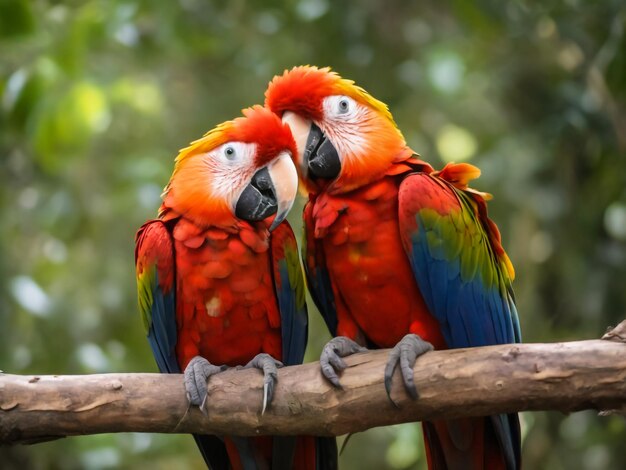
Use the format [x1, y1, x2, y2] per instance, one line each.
[265, 66, 521, 469]
[135, 106, 337, 469]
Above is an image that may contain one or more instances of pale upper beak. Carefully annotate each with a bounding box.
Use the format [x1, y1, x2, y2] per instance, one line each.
[267, 151, 298, 231]
[281, 111, 312, 179]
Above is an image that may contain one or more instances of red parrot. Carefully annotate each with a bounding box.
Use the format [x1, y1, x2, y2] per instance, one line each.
[135, 106, 337, 469]
[265, 66, 521, 470]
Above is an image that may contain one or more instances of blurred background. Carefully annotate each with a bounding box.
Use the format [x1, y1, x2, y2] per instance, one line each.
[1, 0, 625, 468]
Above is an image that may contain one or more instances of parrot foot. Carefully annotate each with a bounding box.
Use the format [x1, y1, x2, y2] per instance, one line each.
[384, 334, 433, 406]
[239, 353, 283, 415]
[320, 336, 367, 389]
[183, 356, 227, 415]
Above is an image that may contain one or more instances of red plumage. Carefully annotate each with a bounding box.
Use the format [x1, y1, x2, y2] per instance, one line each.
[172, 218, 282, 369]
[305, 172, 448, 349]
[234, 106, 298, 168]
[266, 66, 338, 121]
[135, 106, 333, 469]
[267, 66, 520, 470]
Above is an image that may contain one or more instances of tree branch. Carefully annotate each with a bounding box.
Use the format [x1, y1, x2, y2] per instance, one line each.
[2, 320, 626, 445]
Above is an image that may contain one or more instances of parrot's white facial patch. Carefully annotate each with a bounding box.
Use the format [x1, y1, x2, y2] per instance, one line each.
[321, 95, 370, 162]
[205, 141, 257, 203]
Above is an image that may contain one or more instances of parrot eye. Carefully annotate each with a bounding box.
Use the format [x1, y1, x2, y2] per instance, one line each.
[338, 98, 350, 114]
[323, 95, 357, 120]
[224, 146, 236, 159]
[214, 141, 255, 167]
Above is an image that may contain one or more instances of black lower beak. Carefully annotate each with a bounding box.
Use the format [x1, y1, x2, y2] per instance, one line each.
[235, 167, 277, 222]
[304, 123, 341, 180]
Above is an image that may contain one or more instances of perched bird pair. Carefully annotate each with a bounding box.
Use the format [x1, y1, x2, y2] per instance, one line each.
[135, 66, 522, 470]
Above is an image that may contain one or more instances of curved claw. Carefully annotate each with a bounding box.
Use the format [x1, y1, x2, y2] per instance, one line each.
[242, 353, 283, 414]
[320, 336, 367, 389]
[384, 334, 433, 406]
[183, 356, 227, 414]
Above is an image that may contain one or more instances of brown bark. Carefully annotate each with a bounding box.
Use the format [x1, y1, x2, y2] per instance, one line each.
[1, 321, 625, 445]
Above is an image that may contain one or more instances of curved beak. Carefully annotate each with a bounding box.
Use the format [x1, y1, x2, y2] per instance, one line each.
[267, 152, 298, 231]
[281, 111, 340, 181]
[281, 111, 311, 178]
[234, 152, 298, 231]
[304, 123, 341, 179]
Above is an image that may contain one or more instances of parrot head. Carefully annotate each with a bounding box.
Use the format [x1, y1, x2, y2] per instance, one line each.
[161, 105, 298, 231]
[265, 66, 413, 194]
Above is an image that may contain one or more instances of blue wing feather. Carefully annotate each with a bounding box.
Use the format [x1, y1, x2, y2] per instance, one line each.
[135, 221, 180, 373]
[302, 201, 338, 337]
[147, 274, 179, 373]
[311, 269, 338, 336]
[277, 257, 308, 366]
[399, 173, 521, 468]
[270, 221, 338, 469]
[271, 221, 337, 469]
[270, 221, 309, 367]
[400, 174, 519, 347]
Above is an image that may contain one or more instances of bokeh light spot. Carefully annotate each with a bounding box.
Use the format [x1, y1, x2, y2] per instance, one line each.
[604, 202, 626, 241]
[436, 124, 477, 162]
[10, 275, 52, 317]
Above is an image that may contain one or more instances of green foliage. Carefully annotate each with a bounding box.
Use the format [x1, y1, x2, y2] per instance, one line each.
[1, 1, 625, 468]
